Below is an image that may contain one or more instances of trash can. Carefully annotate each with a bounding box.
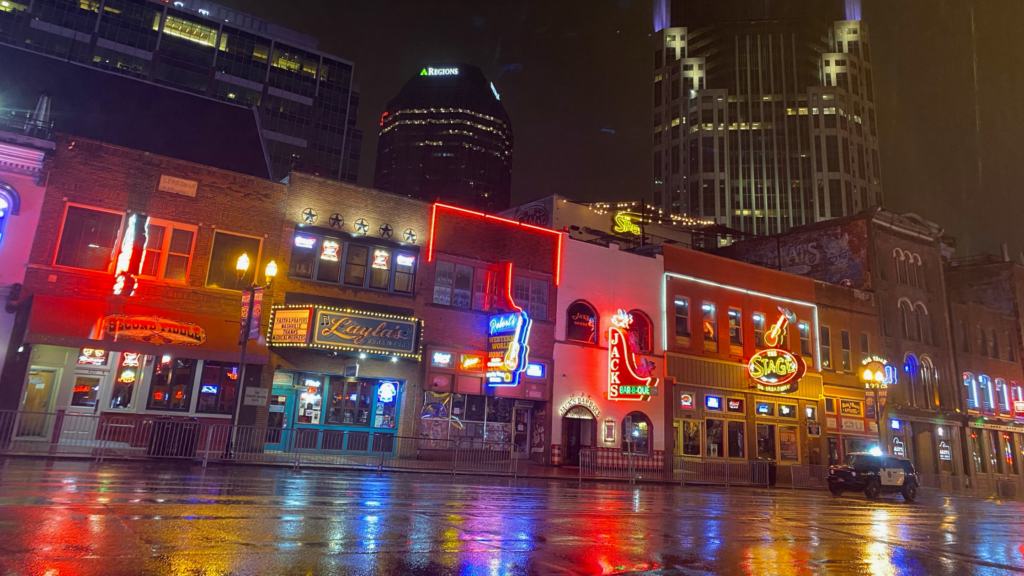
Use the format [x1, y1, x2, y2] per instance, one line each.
[147, 417, 200, 458]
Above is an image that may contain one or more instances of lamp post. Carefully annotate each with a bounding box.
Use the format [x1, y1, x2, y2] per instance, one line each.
[227, 253, 276, 456]
[860, 360, 889, 453]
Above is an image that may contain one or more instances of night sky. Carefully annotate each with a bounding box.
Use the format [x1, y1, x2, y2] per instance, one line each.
[182, 1, 1024, 257]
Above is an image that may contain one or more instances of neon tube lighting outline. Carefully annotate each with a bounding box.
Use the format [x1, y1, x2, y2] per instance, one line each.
[427, 203, 562, 285]
[662, 272, 821, 372]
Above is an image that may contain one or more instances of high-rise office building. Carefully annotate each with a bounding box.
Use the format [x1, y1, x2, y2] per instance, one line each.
[0, 0, 361, 182]
[652, 0, 883, 236]
[374, 64, 513, 211]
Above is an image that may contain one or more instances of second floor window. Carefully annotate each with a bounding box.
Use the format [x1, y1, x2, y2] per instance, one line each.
[840, 330, 852, 371]
[140, 221, 195, 282]
[674, 297, 690, 339]
[514, 276, 548, 319]
[820, 326, 832, 369]
[55, 205, 123, 272]
[290, 232, 415, 294]
[728, 308, 742, 346]
[753, 313, 766, 348]
[206, 230, 261, 290]
[799, 322, 812, 357]
[702, 302, 717, 343]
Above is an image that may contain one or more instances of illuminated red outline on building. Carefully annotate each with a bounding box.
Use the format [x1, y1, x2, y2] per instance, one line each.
[427, 203, 562, 285]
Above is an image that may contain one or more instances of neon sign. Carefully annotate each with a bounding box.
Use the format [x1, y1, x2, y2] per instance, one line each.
[680, 393, 694, 409]
[747, 309, 805, 394]
[558, 395, 601, 418]
[294, 235, 316, 249]
[321, 240, 340, 262]
[607, 310, 657, 401]
[526, 363, 545, 378]
[77, 348, 108, 366]
[377, 381, 398, 403]
[396, 254, 416, 267]
[201, 385, 218, 394]
[612, 212, 641, 236]
[113, 213, 149, 296]
[485, 263, 532, 386]
[1015, 400, 1024, 414]
[460, 354, 483, 370]
[861, 356, 897, 389]
[372, 249, 390, 269]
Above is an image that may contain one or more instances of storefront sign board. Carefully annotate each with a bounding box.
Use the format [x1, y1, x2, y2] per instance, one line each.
[158, 175, 198, 197]
[841, 418, 866, 432]
[243, 388, 269, 406]
[558, 395, 601, 418]
[840, 399, 863, 416]
[102, 315, 206, 346]
[313, 310, 418, 354]
[939, 441, 951, 461]
[270, 308, 313, 343]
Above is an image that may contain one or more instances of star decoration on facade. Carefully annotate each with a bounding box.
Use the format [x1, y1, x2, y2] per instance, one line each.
[404, 228, 416, 243]
[354, 218, 369, 234]
[379, 223, 394, 239]
[328, 213, 344, 229]
[301, 208, 318, 224]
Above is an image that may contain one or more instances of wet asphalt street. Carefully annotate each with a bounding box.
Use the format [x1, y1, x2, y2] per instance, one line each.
[0, 459, 1022, 576]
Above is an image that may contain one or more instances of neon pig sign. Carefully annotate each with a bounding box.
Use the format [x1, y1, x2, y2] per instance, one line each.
[608, 310, 658, 401]
[747, 308, 806, 394]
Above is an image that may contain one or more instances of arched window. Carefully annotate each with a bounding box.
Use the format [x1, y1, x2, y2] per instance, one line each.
[996, 378, 1010, 413]
[622, 411, 652, 455]
[990, 330, 999, 359]
[915, 303, 931, 346]
[893, 249, 907, 284]
[978, 326, 988, 357]
[565, 300, 598, 344]
[979, 375, 994, 411]
[905, 353, 920, 407]
[898, 299, 915, 340]
[1009, 332, 1017, 362]
[964, 372, 979, 410]
[908, 254, 919, 288]
[1012, 382, 1024, 409]
[961, 321, 971, 353]
[0, 184, 20, 254]
[627, 309, 654, 354]
[920, 356, 938, 409]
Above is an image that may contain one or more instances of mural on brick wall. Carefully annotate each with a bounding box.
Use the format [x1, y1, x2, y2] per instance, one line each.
[720, 220, 869, 289]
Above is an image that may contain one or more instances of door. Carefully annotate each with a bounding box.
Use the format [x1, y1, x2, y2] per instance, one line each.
[512, 408, 530, 459]
[881, 457, 906, 488]
[61, 372, 104, 444]
[564, 418, 582, 465]
[265, 389, 294, 451]
[19, 369, 57, 438]
[827, 436, 840, 465]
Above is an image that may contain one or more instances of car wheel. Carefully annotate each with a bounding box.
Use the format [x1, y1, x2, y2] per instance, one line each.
[902, 482, 918, 503]
[828, 483, 844, 496]
[864, 480, 881, 500]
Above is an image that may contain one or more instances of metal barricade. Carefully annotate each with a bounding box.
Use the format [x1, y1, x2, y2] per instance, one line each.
[790, 465, 830, 490]
[453, 439, 518, 476]
[677, 457, 770, 488]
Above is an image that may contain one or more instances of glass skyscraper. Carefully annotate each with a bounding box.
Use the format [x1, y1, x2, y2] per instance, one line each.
[0, 0, 361, 182]
[652, 0, 882, 236]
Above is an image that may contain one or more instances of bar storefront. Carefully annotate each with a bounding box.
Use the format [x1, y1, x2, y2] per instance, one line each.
[266, 303, 422, 453]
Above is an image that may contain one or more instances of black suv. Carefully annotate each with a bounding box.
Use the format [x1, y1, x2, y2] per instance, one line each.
[827, 452, 919, 502]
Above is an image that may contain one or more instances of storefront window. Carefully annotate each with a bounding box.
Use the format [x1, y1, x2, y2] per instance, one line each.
[622, 411, 651, 454]
[779, 425, 799, 461]
[757, 424, 776, 460]
[324, 379, 373, 425]
[465, 395, 486, 421]
[486, 396, 512, 423]
[196, 361, 238, 414]
[971, 431, 986, 473]
[706, 418, 724, 458]
[55, 205, 123, 271]
[70, 375, 101, 409]
[297, 375, 324, 424]
[727, 421, 745, 458]
[369, 248, 391, 290]
[375, 381, 399, 428]
[110, 352, 144, 409]
[148, 357, 196, 411]
[1003, 433, 1015, 472]
[681, 420, 701, 456]
[289, 234, 317, 278]
[354, 381, 373, 425]
[989, 430, 1002, 473]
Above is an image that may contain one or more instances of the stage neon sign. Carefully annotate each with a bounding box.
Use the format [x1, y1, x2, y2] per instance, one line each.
[608, 310, 657, 401]
[747, 309, 805, 394]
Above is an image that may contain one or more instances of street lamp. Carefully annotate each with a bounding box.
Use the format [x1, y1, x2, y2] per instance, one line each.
[860, 357, 892, 454]
[227, 253, 277, 456]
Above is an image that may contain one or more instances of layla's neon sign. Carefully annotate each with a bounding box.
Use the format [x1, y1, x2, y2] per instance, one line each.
[748, 309, 805, 394]
[608, 310, 657, 401]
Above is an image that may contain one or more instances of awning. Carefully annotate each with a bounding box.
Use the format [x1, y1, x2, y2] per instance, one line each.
[24, 294, 269, 364]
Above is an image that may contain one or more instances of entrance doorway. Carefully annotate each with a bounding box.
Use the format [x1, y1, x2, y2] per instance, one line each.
[511, 407, 531, 459]
[20, 368, 57, 438]
[562, 406, 595, 465]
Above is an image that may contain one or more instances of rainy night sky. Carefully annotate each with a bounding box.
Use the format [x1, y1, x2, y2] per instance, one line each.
[160, 0, 1024, 257]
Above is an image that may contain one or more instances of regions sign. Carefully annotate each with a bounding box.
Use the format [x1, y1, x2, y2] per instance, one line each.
[486, 311, 532, 386]
[102, 315, 206, 346]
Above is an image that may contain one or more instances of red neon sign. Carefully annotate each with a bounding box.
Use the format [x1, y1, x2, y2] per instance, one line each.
[747, 309, 805, 394]
[608, 311, 657, 401]
[427, 203, 562, 285]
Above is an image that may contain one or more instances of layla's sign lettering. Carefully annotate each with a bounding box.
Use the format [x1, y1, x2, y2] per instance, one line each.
[314, 310, 417, 354]
[747, 309, 805, 394]
[486, 311, 531, 386]
[558, 395, 601, 418]
[103, 315, 206, 346]
[608, 310, 657, 401]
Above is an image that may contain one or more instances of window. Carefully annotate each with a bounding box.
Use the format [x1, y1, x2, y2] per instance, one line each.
[779, 404, 798, 418]
[920, 356, 938, 409]
[674, 297, 691, 339]
[706, 419, 742, 458]
[147, 357, 196, 411]
[840, 330, 851, 371]
[994, 378, 1010, 413]
[825, 398, 836, 413]
[566, 301, 599, 344]
[515, 276, 548, 319]
[452, 265, 474, 309]
[316, 239, 343, 282]
[289, 234, 317, 279]
[753, 313, 766, 349]
[344, 245, 369, 287]
[369, 248, 392, 290]
[680, 420, 701, 456]
[991, 330, 1000, 360]
[196, 361, 239, 415]
[756, 424, 776, 460]
[433, 261, 454, 305]
[471, 267, 497, 311]
[622, 411, 651, 455]
[628, 310, 654, 353]
[860, 332, 870, 361]
[1009, 332, 1017, 362]
[961, 322, 971, 353]
[779, 425, 799, 461]
[206, 231, 261, 289]
[798, 322, 811, 357]
[728, 421, 745, 459]
[728, 308, 742, 346]
[755, 401, 775, 416]
[394, 252, 416, 294]
[964, 373, 978, 410]
[899, 300, 914, 340]
[140, 221, 195, 282]
[979, 375, 994, 411]
[820, 326, 832, 369]
[109, 352, 144, 410]
[55, 205, 123, 271]
[916, 304, 931, 346]
[806, 406, 818, 421]
[978, 326, 988, 357]
[702, 302, 717, 349]
[325, 378, 374, 426]
[893, 250, 906, 284]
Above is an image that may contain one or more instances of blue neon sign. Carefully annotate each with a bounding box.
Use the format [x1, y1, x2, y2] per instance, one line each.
[377, 380, 398, 403]
[486, 310, 531, 386]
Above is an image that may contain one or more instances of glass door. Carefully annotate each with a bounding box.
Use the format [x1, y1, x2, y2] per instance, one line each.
[20, 368, 58, 438]
[265, 389, 293, 452]
[512, 407, 530, 459]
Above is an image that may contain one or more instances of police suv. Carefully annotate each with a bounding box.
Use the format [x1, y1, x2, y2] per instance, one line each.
[827, 452, 919, 502]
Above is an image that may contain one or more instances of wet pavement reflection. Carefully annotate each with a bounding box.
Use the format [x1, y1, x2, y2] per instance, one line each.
[0, 459, 1020, 575]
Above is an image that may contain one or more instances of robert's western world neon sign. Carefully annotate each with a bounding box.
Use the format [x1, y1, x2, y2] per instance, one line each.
[485, 263, 533, 386]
